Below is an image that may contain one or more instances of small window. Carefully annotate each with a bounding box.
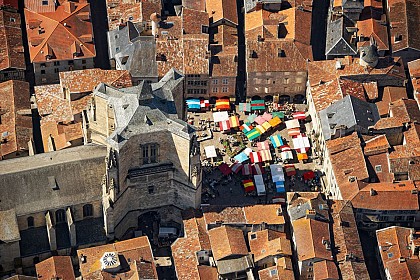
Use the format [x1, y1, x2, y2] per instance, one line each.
[278, 49, 286, 57]
[222, 87, 228, 93]
[115, 34, 119, 39]
[9, 17, 16, 22]
[83, 204, 93, 217]
[212, 79, 218, 85]
[222, 78, 228, 85]
[33, 257, 40, 265]
[375, 165, 382, 173]
[116, 47, 120, 52]
[395, 34, 402, 42]
[42, 0, 48, 5]
[128, 16, 134, 21]
[141, 144, 159, 164]
[41, 70, 46, 75]
[270, 269, 277, 276]
[54, 68, 59, 73]
[55, 209, 66, 223]
[388, 252, 393, 258]
[68, 60, 74, 65]
[201, 25, 208, 34]
[53, 61, 60, 66]
[148, 186, 154, 194]
[250, 234, 256, 240]
[82, 59, 86, 64]
[27, 216, 34, 228]
[40, 63, 46, 68]
[212, 87, 218, 93]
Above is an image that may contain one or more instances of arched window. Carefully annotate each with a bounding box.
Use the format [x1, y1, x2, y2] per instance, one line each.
[55, 209, 66, 223]
[83, 204, 93, 218]
[27, 216, 34, 228]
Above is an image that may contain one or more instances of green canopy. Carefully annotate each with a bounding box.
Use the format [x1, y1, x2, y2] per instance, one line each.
[272, 111, 285, 119]
[246, 128, 261, 141]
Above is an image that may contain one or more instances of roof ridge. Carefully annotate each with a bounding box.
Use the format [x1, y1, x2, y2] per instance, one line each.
[56, 24, 95, 58]
[58, 2, 89, 24]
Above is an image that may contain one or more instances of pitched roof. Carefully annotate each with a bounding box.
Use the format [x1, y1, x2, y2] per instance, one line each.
[313, 260, 339, 280]
[35, 256, 76, 280]
[408, 59, 420, 106]
[351, 181, 419, 210]
[243, 204, 285, 225]
[292, 218, 332, 261]
[326, 15, 358, 57]
[202, 205, 247, 225]
[286, 192, 329, 222]
[0, 10, 25, 71]
[330, 200, 370, 280]
[363, 134, 390, 156]
[387, 0, 420, 52]
[257, 257, 295, 280]
[171, 209, 213, 280]
[78, 236, 158, 280]
[357, 18, 389, 51]
[208, 225, 248, 261]
[0, 0, 18, 9]
[24, 0, 96, 63]
[376, 87, 408, 116]
[248, 229, 292, 262]
[0, 80, 33, 158]
[206, 0, 238, 25]
[0, 208, 20, 242]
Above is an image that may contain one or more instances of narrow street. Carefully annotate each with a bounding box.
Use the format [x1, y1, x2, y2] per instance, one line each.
[88, 0, 111, 69]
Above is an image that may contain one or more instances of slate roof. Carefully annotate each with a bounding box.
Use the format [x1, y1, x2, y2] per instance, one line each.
[325, 15, 357, 57]
[24, 0, 96, 63]
[287, 192, 329, 222]
[19, 226, 50, 257]
[0, 10, 25, 71]
[0, 80, 33, 157]
[319, 95, 380, 141]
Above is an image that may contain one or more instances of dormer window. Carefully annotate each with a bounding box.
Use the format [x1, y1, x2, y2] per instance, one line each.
[278, 49, 286, 57]
[42, 0, 48, 5]
[395, 34, 402, 42]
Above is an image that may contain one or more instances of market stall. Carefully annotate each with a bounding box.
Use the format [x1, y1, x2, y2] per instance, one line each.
[261, 121, 272, 132]
[251, 100, 265, 111]
[239, 103, 251, 113]
[280, 145, 293, 161]
[284, 164, 297, 176]
[213, 111, 229, 123]
[270, 164, 286, 193]
[229, 115, 240, 128]
[269, 134, 284, 149]
[234, 152, 248, 163]
[218, 163, 232, 175]
[240, 123, 253, 133]
[242, 163, 252, 175]
[200, 100, 210, 110]
[204, 145, 217, 159]
[250, 151, 262, 163]
[292, 111, 306, 120]
[268, 116, 282, 128]
[262, 112, 272, 121]
[230, 162, 243, 173]
[257, 141, 270, 151]
[259, 149, 272, 162]
[253, 163, 264, 175]
[215, 99, 230, 111]
[292, 133, 310, 153]
[254, 175, 266, 196]
[254, 115, 266, 125]
[242, 179, 255, 192]
[245, 129, 261, 141]
[219, 120, 231, 132]
[186, 99, 201, 111]
[255, 124, 266, 135]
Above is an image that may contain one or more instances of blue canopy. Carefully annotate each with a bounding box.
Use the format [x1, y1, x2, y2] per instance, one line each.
[234, 152, 248, 163]
[276, 181, 286, 193]
[270, 135, 284, 148]
[186, 99, 201, 110]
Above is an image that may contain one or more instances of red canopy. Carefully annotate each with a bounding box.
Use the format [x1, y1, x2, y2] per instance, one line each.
[292, 111, 306, 120]
[218, 163, 231, 175]
[303, 171, 315, 180]
[284, 164, 296, 176]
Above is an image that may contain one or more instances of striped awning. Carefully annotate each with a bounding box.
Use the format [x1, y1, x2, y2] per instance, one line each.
[254, 116, 266, 125]
[257, 141, 270, 150]
[250, 151, 262, 163]
[230, 162, 243, 173]
[262, 112, 272, 121]
[239, 103, 251, 112]
[246, 129, 261, 141]
[251, 100, 265, 110]
[270, 135, 283, 148]
[234, 152, 248, 163]
[288, 128, 301, 136]
[186, 99, 201, 110]
[293, 111, 306, 120]
[219, 120, 231, 131]
[272, 111, 285, 119]
[252, 163, 264, 175]
[229, 115, 240, 128]
[215, 99, 230, 110]
[242, 179, 255, 192]
[261, 121, 272, 131]
[255, 125, 266, 134]
[240, 123, 253, 133]
[242, 163, 252, 175]
[297, 153, 308, 161]
[285, 119, 300, 129]
[260, 149, 272, 162]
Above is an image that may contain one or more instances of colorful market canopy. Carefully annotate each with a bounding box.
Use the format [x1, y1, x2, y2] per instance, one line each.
[270, 164, 285, 183]
[242, 163, 252, 175]
[239, 103, 251, 112]
[255, 125, 266, 134]
[240, 123, 253, 133]
[280, 145, 293, 161]
[243, 147, 253, 156]
[230, 162, 243, 173]
[254, 115, 266, 125]
[297, 153, 308, 161]
[213, 111, 229, 122]
[268, 116, 281, 127]
[229, 115, 240, 128]
[270, 135, 284, 148]
[242, 179, 255, 192]
[215, 99, 230, 110]
[284, 164, 296, 176]
[259, 149, 272, 162]
[254, 175, 266, 195]
[200, 100, 210, 109]
[261, 121, 272, 131]
[276, 181, 286, 193]
[257, 141, 270, 150]
[292, 134, 310, 153]
[246, 129, 261, 141]
[204, 146, 217, 158]
[250, 151, 262, 163]
[288, 128, 301, 136]
[303, 171, 315, 180]
[285, 119, 300, 129]
[262, 112, 272, 121]
[252, 163, 264, 175]
[272, 111, 285, 119]
[186, 99, 201, 110]
[251, 100, 265, 111]
[247, 114, 257, 123]
[218, 162, 232, 175]
[234, 152, 248, 163]
[219, 120, 231, 131]
[292, 111, 306, 120]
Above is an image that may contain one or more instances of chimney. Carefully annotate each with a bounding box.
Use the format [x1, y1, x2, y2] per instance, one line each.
[306, 209, 316, 219]
[370, 188, 377, 196]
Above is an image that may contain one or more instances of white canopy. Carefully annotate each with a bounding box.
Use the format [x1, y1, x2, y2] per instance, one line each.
[243, 147, 253, 156]
[285, 119, 300, 129]
[204, 146, 217, 158]
[213, 111, 229, 123]
[254, 175, 266, 196]
[270, 164, 285, 183]
[292, 134, 310, 153]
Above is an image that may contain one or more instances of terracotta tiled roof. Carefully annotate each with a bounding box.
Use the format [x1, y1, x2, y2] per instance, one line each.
[78, 236, 157, 280]
[292, 218, 332, 261]
[258, 257, 295, 280]
[0, 0, 18, 9]
[364, 0, 383, 9]
[351, 181, 419, 210]
[210, 46, 238, 77]
[0, 11, 25, 71]
[206, 0, 238, 25]
[373, 116, 404, 130]
[202, 205, 246, 225]
[182, 0, 206, 11]
[0, 80, 33, 158]
[363, 134, 390, 156]
[408, 59, 420, 100]
[377, 87, 408, 116]
[357, 18, 389, 51]
[197, 266, 219, 279]
[35, 256, 75, 280]
[330, 200, 370, 280]
[313, 260, 339, 280]
[243, 204, 285, 225]
[362, 81, 378, 100]
[171, 209, 213, 280]
[376, 226, 420, 280]
[182, 8, 209, 35]
[248, 229, 292, 262]
[106, 0, 161, 31]
[24, 0, 96, 63]
[326, 133, 369, 199]
[208, 225, 248, 261]
[183, 35, 210, 75]
[60, 69, 132, 93]
[387, 0, 420, 52]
